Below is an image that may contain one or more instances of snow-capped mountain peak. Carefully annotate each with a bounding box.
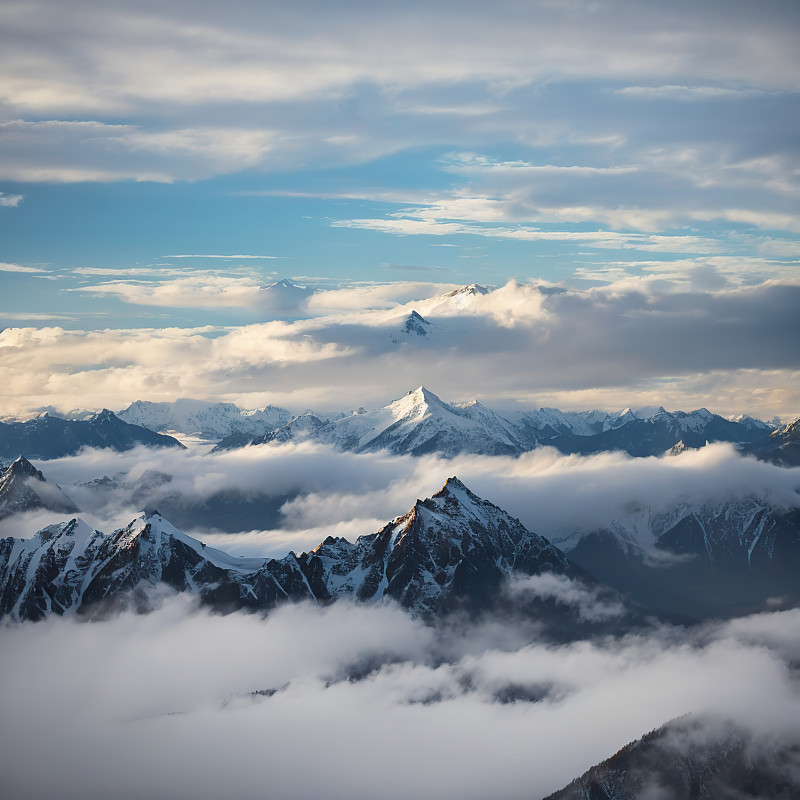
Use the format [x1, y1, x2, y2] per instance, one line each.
[264, 278, 305, 290]
[0, 479, 589, 621]
[391, 385, 444, 414]
[401, 309, 432, 336]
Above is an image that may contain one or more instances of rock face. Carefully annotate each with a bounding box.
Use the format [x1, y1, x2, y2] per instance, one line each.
[544, 714, 800, 800]
[0, 410, 185, 460]
[303, 476, 574, 614]
[0, 456, 79, 521]
[0, 477, 588, 622]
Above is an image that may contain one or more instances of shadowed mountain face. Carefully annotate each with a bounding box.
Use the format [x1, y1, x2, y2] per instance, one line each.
[544, 714, 800, 800]
[0, 477, 623, 625]
[745, 418, 800, 466]
[0, 456, 79, 521]
[0, 410, 184, 460]
[563, 500, 800, 619]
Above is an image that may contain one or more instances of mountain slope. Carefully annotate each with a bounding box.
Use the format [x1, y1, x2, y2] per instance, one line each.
[544, 714, 800, 800]
[547, 408, 772, 457]
[0, 410, 185, 460]
[235, 387, 529, 456]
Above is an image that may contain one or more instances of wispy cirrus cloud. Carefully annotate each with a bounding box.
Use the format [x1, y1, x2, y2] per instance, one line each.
[163, 254, 283, 259]
[616, 85, 768, 101]
[0, 261, 47, 273]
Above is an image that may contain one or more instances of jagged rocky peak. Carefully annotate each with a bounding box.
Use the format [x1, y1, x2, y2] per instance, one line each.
[430, 475, 479, 506]
[773, 417, 800, 439]
[5, 455, 43, 479]
[402, 309, 431, 336]
[667, 439, 693, 456]
[401, 385, 442, 405]
[0, 456, 79, 521]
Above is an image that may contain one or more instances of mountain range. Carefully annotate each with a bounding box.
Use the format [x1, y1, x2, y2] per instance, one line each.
[0, 477, 620, 624]
[211, 386, 778, 459]
[6, 451, 797, 621]
[744, 417, 800, 467]
[118, 399, 291, 440]
[9, 386, 785, 462]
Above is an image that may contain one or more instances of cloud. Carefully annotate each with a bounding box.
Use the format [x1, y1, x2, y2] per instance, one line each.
[75, 274, 267, 309]
[0, 0, 796, 236]
[13, 435, 799, 559]
[506, 574, 627, 622]
[164, 254, 283, 259]
[0, 312, 77, 321]
[332, 217, 724, 254]
[616, 85, 766, 101]
[0, 192, 22, 207]
[0, 262, 47, 273]
[1, 278, 799, 418]
[0, 597, 798, 800]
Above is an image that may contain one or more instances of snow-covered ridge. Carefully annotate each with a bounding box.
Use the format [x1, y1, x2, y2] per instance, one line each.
[118, 399, 291, 439]
[213, 386, 777, 458]
[0, 477, 578, 621]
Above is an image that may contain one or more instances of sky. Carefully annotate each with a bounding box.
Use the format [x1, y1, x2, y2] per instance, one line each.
[0, 0, 798, 417]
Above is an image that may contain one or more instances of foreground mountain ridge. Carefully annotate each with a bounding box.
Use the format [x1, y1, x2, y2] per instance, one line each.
[0, 477, 591, 622]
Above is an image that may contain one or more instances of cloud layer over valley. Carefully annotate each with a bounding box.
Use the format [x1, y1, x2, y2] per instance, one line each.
[1, 597, 799, 800]
[7, 439, 798, 561]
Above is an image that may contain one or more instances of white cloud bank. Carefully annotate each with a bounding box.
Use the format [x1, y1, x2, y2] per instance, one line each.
[0, 598, 798, 800]
[1, 278, 798, 419]
[13, 438, 799, 557]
